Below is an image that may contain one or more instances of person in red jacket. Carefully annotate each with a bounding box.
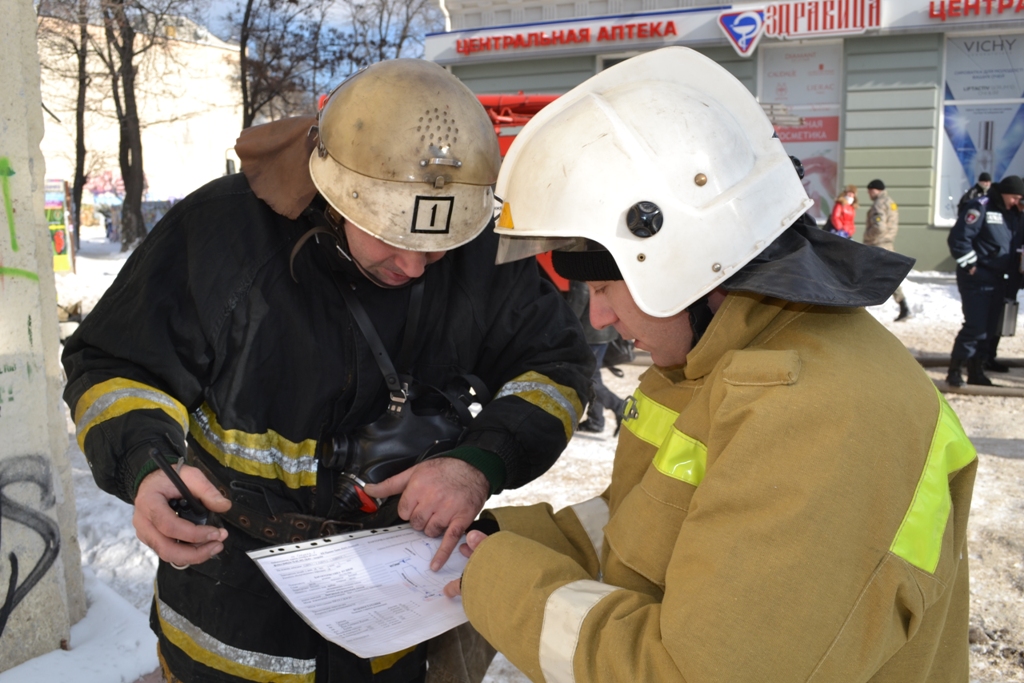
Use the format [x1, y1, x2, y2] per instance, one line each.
[828, 184, 858, 238]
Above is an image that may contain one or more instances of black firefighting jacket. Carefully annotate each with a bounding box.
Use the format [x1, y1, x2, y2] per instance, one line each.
[63, 172, 592, 517]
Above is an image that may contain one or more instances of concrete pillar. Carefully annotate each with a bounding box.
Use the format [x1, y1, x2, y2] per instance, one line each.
[0, 0, 87, 671]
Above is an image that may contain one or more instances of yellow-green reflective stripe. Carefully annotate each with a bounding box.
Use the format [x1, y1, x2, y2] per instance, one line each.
[74, 378, 188, 451]
[621, 389, 680, 447]
[890, 390, 977, 573]
[189, 403, 318, 489]
[495, 370, 583, 440]
[156, 594, 315, 683]
[653, 428, 707, 487]
[370, 646, 417, 674]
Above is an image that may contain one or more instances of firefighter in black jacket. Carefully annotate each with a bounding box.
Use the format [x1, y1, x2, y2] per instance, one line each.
[946, 175, 1024, 386]
[62, 60, 592, 683]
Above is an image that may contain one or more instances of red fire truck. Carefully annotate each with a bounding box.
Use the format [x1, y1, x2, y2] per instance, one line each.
[476, 93, 570, 291]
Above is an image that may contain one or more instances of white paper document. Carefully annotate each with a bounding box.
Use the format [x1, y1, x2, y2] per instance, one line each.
[247, 524, 468, 659]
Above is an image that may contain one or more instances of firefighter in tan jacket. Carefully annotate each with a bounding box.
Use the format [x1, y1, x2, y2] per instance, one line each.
[865, 178, 912, 321]
[444, 47, 976, 683]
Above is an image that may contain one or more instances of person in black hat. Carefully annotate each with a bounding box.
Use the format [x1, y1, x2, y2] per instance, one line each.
[864, 179, 912, 320]
[947, 174, 1024, 386]
[958, 172, 993, 218]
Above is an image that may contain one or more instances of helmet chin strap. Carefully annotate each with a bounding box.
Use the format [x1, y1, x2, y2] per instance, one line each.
[323, 204, 420, 290]
[292, 198, 430, 289]
[688, 295, 714, 347]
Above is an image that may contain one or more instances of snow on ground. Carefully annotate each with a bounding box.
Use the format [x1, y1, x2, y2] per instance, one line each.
[8, 225, 1023, 682]
[0, 570, 157, 683]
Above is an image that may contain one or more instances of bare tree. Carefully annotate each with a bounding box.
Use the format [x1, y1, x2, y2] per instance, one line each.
[91, 0, 205, 249]
[232, 0, 347, 129]
[36, 0, 95, 251]
[229, 0, 443, 130]
[338, 0, 443, 68]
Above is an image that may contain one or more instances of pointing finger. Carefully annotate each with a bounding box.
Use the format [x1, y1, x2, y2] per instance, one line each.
[363, 468, 414, 499]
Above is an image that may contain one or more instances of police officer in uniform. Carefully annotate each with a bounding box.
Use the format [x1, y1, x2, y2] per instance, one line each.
[865, 179, 911, 321]
[958, 171, 992, 217]
[947, 175, 1024, 386]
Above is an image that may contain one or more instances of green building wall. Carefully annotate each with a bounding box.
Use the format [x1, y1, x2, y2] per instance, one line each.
[842, 33, 952, 270]
[452, 56, 598, 93]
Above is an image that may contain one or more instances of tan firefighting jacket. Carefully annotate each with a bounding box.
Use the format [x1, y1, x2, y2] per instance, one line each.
[462, 292, 976, 683]
[865, 191, 899, 249]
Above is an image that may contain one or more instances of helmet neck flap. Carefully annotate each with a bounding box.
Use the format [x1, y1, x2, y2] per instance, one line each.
[723, 214, 914, 307]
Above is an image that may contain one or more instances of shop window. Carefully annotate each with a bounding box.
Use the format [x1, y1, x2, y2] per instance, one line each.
[938, 33, 1024, 223]
[759, 42, 844, 223]
[599, 53, 640, 71]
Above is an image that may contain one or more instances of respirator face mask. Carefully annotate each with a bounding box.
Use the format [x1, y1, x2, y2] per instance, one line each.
[322, 378, 474, 518]
[319, 269, 487, 526]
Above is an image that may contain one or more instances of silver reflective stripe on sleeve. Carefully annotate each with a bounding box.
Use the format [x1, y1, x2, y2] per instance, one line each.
[494, 372, 581, 440]
[76, 385, 187, 435]
[74, 378, 189, 452]
[569, 497, 609, 563]
[956, 250, 977, 267]
[538, 580, 620, 683]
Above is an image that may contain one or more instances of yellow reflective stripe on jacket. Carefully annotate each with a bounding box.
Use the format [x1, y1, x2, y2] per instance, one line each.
[189, 403, 318, 489]
[621, 390, 707, 487]
[538, 580, 621, 683]
[74, 378, 188, 451]
[890, 390, 977, 573]
[653, 429, 708, 487]
[621, 389, 680, 448]
[156, 594, 316, 683]
[495, 371, 582, 440]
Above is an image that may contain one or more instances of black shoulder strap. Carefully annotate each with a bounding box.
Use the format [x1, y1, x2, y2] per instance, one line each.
[396, 279, 425, 372]
[334, 277, 406, 401]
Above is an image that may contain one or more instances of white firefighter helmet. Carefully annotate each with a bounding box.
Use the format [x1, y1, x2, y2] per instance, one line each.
[493, 46, 813, 317]
[310, 59, 501, 252]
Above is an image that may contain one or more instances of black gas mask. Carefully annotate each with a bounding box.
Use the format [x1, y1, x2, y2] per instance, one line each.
[322, 270, 486, 523]
[322, 377, 472, 516]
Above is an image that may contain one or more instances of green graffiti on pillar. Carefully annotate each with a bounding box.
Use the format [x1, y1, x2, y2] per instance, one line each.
[0, 157, 18, 252]
[0, 267, 38, 281]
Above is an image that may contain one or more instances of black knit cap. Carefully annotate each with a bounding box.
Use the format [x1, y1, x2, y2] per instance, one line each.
[551, 247, 623, 281]
[867, 179, 885, 190]
[979, 172, 992, 182]
[997, 175, 1024, 196]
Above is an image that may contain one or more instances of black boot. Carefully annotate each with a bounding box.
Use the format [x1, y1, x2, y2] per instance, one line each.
[946, 359, 964, 387]
[985, 357, 1011, 372]
[966, 357, 994, 386]
[895, 300, 913, 322]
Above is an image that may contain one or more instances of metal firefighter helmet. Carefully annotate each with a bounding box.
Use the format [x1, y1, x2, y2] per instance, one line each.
[310, 59, 501, 252]
[493, 46, 813, 317]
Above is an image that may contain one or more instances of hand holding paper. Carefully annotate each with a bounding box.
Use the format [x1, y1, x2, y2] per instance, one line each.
[248, 525, 470, 659]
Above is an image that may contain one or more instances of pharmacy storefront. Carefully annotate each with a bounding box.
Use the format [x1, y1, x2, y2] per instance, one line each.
[426, 0, 1024, 268]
